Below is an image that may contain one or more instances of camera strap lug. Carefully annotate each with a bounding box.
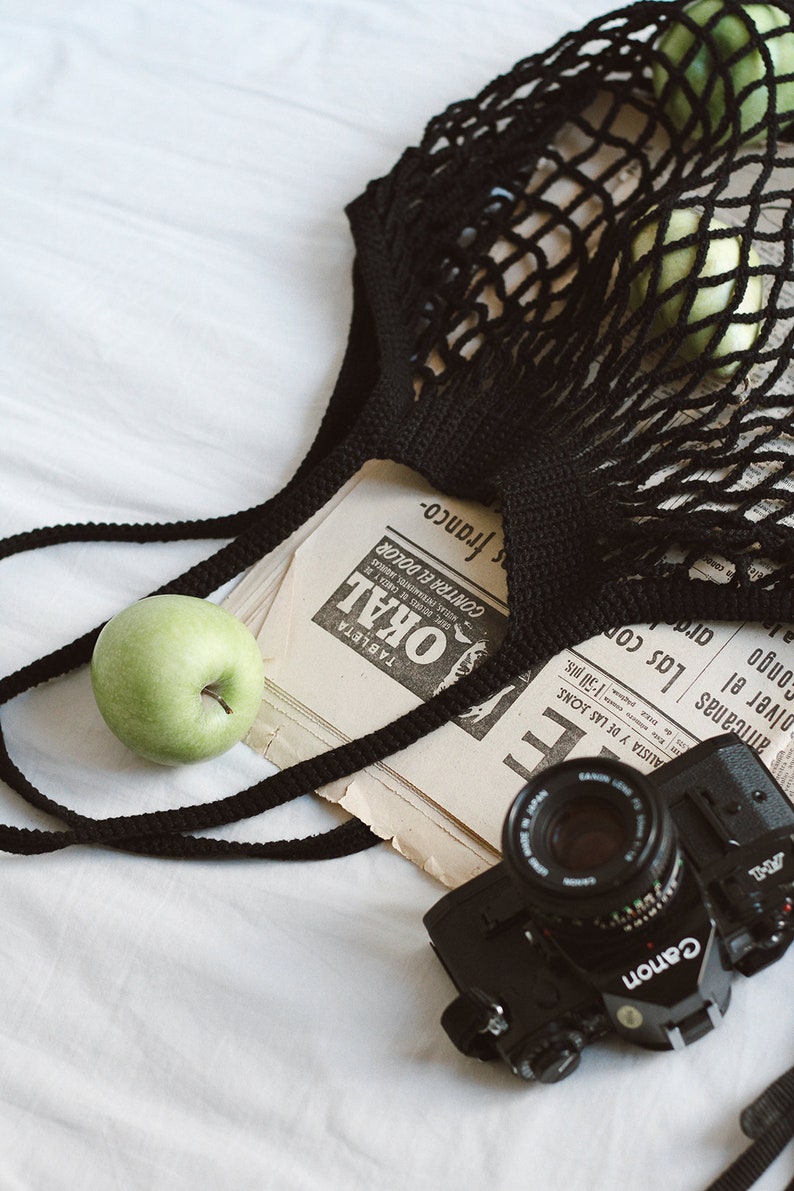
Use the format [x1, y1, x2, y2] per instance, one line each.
[469, 988, 509, 1036]
[440, 987, 508, 1060]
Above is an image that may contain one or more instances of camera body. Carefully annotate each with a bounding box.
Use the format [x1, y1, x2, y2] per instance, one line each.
[424, 734, 794, 1082]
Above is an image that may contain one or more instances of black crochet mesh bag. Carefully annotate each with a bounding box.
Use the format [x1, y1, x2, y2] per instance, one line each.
[3, 0, 794, 867]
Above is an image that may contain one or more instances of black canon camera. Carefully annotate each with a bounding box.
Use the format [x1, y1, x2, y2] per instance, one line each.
[424, 734, 794, 1083]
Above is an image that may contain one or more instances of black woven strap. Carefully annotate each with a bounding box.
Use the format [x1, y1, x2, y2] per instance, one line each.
[0, 581, 535, 857]
[0, 435, 544, 861]
[0, 208, 420, 861]
[7, 474, 794, 863]
[0, 421, 393, 858]
[707, 1066, 794, 1190]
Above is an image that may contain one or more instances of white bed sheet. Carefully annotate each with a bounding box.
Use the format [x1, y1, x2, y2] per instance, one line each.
[2, 2, 793, 1188]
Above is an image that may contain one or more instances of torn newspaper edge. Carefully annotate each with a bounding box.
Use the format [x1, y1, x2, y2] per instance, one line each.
[224, 460, 794, 888]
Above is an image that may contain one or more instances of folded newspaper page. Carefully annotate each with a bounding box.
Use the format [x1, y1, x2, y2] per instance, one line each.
[225, 459, 794, 887]
[225, 108, 794, 887]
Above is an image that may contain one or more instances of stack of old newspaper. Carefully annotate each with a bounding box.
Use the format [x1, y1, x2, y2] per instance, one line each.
[224, 458, 794, 888]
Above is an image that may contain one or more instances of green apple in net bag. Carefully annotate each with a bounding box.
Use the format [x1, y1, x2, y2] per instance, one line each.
[653, 0, 794, 143]
[627, 208, 764, 378]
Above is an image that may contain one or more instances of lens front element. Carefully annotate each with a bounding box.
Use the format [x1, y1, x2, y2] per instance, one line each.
[546, 796, 628, 872]
[502, 757, 680, 931]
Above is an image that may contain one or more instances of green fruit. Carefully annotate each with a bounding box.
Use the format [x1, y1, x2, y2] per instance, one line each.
[91, 594, 265, 765]
[653, 0, 794, 143]
[628, 208, 764, 378]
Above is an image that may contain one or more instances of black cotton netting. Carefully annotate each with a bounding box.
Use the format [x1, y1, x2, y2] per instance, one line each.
[4, 0, 794, 862]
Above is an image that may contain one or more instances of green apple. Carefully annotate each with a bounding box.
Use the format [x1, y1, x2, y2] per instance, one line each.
[627, 207, 764, 377]
[90, 594, 265, 765]
[653, 0, 794, 143]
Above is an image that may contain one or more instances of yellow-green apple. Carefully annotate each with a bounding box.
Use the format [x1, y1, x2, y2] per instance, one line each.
[653, 0, 794, 144]
[90, 594, 265, 764]
[627, 207, 764, 377]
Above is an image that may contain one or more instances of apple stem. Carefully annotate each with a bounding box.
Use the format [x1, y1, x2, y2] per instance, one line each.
[202, 686, 233, 715]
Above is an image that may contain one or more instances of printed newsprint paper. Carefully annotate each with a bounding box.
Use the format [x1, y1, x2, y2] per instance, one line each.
[224, 122, 794, 888]
[224, 460, 794, 888]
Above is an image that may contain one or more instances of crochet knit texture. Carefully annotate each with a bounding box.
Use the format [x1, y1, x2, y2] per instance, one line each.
[2, 0, 794, 858]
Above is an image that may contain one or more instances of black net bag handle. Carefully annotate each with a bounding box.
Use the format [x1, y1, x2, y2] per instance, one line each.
[4, 0, 794, 863]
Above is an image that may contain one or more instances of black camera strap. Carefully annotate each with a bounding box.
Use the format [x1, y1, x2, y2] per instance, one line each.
[708, 1066, 794, 1190]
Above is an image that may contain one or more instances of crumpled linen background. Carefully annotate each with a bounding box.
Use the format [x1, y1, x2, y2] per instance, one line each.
[1, 1, 792, 1188]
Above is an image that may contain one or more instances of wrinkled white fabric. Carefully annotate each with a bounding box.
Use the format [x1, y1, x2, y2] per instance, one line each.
[1, 2, 792, 1188]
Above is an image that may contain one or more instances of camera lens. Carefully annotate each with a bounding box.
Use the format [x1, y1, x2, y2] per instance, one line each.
[546, 796, 627, 871]
[501, 757, 681, 931]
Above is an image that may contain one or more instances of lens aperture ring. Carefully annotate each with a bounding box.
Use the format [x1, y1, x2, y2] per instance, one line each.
[502, 757, 680, 931]
[595, 854, 683, 932]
